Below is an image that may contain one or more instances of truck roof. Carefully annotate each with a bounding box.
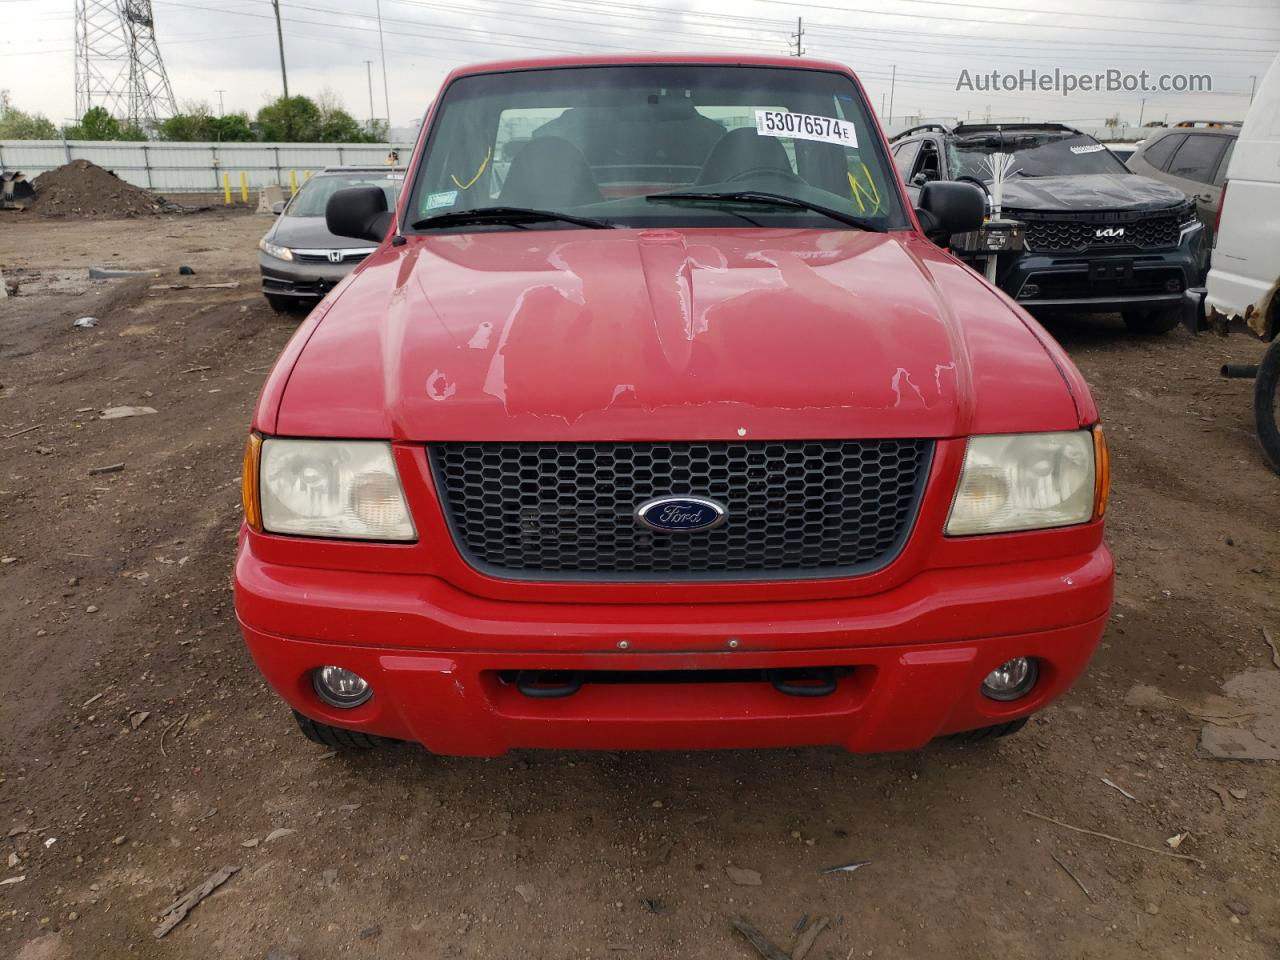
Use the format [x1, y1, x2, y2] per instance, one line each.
[443, 53, 854, 79]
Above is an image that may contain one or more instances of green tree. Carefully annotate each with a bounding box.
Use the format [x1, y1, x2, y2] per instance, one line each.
[314, 88, 373, 143]
[255, 95, 321, 142]
[0, 91, 58, 139]
[211, 112, 255, 142]
[66, 106, 146, 141]
[158, 102, 255, 142]
[254, 92, 379, 143]
[158, 102, 214, 141]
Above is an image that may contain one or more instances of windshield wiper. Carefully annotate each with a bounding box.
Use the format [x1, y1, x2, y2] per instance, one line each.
[411, 206, 615, 231]
[645, 191, 885, 232]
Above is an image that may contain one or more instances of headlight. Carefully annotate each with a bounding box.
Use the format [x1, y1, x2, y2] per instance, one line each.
[258, 237, 294, 261]
[946, 430, 1099, 536]
[259, 439, 415, 540]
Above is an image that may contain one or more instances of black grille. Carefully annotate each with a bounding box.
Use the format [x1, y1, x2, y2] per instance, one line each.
[1021, 214, 1183, 253]
[429, 440, 932, 581]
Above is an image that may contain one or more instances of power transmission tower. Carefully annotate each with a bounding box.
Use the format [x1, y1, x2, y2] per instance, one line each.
[75, 0, 178, 127]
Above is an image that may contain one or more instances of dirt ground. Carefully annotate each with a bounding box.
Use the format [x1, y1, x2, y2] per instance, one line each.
[1, 209, 1278, 960]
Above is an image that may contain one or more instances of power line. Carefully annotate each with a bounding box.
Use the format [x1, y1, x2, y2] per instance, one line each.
[737, 0, 1279, 42]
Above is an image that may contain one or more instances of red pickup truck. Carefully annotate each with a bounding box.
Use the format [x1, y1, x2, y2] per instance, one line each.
[235, 54, 1113, 756]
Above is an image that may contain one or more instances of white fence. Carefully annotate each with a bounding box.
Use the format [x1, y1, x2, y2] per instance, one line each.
[0, 140, 419, 193]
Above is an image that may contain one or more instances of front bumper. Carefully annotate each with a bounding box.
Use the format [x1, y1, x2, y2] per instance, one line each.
[259, 254, 354, 300]
[235, 540, 1113, 756]
[972, 223, 1206, 313]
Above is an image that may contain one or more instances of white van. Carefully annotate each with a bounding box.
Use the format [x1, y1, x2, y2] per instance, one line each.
[1196, 53, 1280, 471]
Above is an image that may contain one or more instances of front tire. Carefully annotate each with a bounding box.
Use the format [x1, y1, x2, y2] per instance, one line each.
[1122, 306, 1180, 335]
[265, 293, 303, 314]
[950, 717, 1029, 743]
[293, 711, 386, 750]
[1253, 338, 1280, 476]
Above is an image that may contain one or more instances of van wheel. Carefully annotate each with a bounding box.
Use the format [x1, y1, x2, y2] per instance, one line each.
[292, 711, 386, 749]
[1253, 338, 1280, 475]
[1122, 306, 1180, 335]
[950, 717, 1029, 742]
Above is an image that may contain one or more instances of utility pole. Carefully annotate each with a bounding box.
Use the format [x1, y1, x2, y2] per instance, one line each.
[216, 89, 225, 116]
[376, 0, 391, 139]
[888, 64, 896, 125]
[1249, 75, 1257, 104]
[364, 60, 376, 132]
[271, 0, 288, 100]
[1138, 97, 1145, 128]
[790, 17, 804, 56]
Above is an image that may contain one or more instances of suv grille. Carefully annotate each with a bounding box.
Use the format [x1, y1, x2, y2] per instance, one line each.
[1020, 213, 1183, 253]
[429, 440, 932, 581]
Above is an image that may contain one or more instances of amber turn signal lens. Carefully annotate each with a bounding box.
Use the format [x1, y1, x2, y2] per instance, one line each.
[241, 433, 263, 531]
[1092, 425, 1111, 521]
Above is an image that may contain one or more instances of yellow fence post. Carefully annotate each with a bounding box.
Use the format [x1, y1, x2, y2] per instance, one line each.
[304, 170, 313, 181]
[223, 173, 231, 205]
[239, 172, 249, 204]
[289, 169, 298, 195]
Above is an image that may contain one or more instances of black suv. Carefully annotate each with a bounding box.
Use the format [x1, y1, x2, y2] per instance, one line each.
[891, 122, 1205, 334]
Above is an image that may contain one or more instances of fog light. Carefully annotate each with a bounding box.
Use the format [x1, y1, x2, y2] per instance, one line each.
[1165, 278, 1182, 292]
[1018, 283, 1040, 300]
[313, 666, 372, 708]
[981, 657, 1038, 701]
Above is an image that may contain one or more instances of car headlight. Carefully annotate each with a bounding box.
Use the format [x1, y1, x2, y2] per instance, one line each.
[258, 237, 294, 261]
[946, 429, 1106, 536]
[257, 438, 415, 540]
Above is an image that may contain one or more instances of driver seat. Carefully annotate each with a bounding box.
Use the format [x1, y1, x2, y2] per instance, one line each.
[696, 127, 793, 185]
[499, 136, 603, 209]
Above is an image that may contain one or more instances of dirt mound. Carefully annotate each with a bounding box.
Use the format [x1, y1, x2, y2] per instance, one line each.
[26, 158, 182, 218]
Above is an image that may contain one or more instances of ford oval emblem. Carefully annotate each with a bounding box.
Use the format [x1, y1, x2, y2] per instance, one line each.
[635, 496, 727, 532]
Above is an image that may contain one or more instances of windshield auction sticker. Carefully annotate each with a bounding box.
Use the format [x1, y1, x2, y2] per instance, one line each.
[755, 110, 858, 148]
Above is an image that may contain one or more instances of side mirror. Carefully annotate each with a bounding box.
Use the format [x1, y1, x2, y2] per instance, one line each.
[915, 181, 985, 245]
[326, 186, 393, 243]
[271, 200, 287, 215]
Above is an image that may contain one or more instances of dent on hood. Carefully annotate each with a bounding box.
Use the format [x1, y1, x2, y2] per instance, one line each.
[410, 230, 958, 426]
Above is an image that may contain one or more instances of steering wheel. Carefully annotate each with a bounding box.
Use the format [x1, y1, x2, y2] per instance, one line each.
[727, 166, 806, 185]
[955, 175, 990, 197]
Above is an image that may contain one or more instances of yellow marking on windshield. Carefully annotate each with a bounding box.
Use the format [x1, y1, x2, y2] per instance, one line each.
[847, 163, 883, 215]
[451, 148, 492, 191]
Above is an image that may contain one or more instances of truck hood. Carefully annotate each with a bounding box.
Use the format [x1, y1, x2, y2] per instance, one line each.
[999, 172, 1188, 214]
[270, 228, 1087, 441]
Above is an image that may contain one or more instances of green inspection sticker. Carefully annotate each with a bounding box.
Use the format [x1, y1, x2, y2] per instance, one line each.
[425, 190, 458, 210]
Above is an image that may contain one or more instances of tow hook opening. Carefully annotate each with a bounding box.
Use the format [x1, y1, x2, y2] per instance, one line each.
[515, 670, 585, 699]
[506, 666, 847, 699]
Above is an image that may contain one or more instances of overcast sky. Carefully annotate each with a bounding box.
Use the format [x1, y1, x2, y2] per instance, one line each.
[2, 0, 1277, 131]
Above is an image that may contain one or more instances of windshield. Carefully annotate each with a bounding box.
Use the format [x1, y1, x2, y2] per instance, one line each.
[948, 132, 1129, 180]
[407, 64, 907, 232]
[286, 172, 402, 217]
